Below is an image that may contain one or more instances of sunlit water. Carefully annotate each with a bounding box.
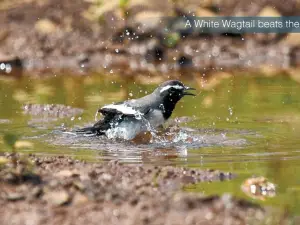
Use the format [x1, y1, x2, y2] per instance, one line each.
[1, 73, 300, 215]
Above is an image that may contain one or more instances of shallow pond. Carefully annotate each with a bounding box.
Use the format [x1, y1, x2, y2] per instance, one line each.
[1, 73, 300, 215]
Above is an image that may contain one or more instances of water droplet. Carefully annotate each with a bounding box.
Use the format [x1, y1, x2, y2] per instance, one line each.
[95, 110, 99, 121]
[0, 63, 5, 70]
[228, 106, 233, 116]
[5, 64, 12, 73]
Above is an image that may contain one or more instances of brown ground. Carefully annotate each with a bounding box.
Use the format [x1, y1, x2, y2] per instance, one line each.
[1, 0, 300, 76]
[0, 153, 279, 225]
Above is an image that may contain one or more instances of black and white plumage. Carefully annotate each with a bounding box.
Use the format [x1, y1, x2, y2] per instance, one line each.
[76, 80, 195, 140]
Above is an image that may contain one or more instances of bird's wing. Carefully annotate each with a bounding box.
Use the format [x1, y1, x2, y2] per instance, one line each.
[92, 112, 118, 132]
[98, 100, 151, 117]
[93, 100, 151, 133]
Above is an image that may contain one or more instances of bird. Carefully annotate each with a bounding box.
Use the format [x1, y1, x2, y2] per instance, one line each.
[76, 80, 195, 140]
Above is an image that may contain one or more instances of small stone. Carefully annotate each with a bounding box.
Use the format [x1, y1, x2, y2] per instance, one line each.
[35, 19, 58, 34]
[181, 175, 195, 184]
[219, 172, 226, 181]
[73, 181, 86, 191]
[30, 186, 43, 198]
[6, 192, 25, 201]
[101, 173, 113, 181]
[196, 7, 217, 17]
[55, 169, 80, 178]
[132, 11, 163, 33]
[0, 156, 9, 165]
[258, 6, 281, 17]
[45, 191, 70, 206]
[281, 33, 300, 47]
[49, 180, 59, 187]
[221, 194, 233, 209]
[72, 193, 89, 205]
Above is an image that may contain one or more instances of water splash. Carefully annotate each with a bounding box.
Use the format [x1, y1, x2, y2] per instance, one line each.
[228, 106, 233, 116]
[94, 110, 99, 121]
[139, 115, 160, 142]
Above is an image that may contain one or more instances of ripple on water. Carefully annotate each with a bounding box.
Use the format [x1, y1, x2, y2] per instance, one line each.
[39, 125, 247, 163]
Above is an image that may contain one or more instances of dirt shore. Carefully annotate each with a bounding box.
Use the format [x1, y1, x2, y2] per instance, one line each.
[1, 0, 300, 76]
[0, 153, 285, 225]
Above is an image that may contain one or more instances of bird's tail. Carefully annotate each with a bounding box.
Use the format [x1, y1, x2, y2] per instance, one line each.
[75, 119, 107, 136]
[75, 126, 102, 136]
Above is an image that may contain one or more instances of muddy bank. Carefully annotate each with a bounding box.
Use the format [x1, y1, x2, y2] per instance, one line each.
[1, 0, 300, 76]
[0, 153, 287, 225]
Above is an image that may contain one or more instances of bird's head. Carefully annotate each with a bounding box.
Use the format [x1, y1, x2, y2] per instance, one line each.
[155, 80, 196, 105]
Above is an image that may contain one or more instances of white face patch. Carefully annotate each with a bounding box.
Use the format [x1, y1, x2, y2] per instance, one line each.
[160, 85, 184, 93]
[102, 104, 143, 117]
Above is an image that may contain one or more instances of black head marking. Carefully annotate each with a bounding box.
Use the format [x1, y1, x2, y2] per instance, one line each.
[154, 80, 195, 119]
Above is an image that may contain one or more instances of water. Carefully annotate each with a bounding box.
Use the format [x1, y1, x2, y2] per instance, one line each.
[1, 73, 300, 215]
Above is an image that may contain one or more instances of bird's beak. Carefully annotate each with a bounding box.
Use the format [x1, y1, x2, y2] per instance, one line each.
[183, 86, 196, 96]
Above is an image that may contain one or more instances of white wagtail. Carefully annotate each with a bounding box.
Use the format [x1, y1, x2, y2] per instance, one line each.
[76, 80, 195, 140]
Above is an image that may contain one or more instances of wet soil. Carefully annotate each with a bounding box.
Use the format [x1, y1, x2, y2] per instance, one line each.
[0, 153, 274, 225]
[1, 0, 300, 76]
